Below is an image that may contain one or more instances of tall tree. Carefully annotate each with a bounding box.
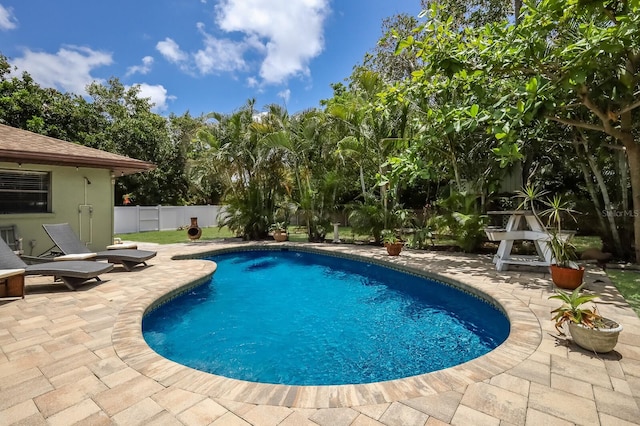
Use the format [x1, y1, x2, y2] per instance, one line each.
[422, 0, 521, 27]
[406, 1, 640, 260]
[87, 78, 189, 205]
[365, 12, 424, 83]
[199, 99, 288, 239]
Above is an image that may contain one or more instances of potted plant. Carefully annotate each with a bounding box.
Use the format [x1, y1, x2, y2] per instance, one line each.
[541, 195, 584, 289]
[269, 222, 288, 242]
[550, 285, 623, 353]
[382, 229, 403, 256]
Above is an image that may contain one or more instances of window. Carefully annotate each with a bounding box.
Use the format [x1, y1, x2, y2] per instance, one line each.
[0, 170, 51, 214]
[0, 224, 18, 249]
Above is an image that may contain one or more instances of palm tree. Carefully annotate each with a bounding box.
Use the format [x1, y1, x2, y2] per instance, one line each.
[260, 107, 338, 241]
[198, 99, 287, 239]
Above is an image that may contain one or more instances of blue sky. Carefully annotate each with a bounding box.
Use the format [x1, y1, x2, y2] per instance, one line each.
[0, 1, 423, 116]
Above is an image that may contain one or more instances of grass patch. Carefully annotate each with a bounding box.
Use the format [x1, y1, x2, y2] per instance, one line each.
[116, 226, 236, 244]
[606, 269, 640, 318]
[118, 227, 602, 253]
[116, 226, 373, 245]
[572, 235, 602, 253]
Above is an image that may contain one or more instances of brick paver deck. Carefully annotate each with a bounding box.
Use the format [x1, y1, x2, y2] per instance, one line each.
[1, 240, 639, 425]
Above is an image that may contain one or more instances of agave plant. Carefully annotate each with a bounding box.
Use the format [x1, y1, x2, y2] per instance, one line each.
[514, 183, 549, 217]
[549, 285, 603, 335]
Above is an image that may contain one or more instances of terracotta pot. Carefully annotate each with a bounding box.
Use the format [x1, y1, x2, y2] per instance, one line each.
[385, 242, 403, 256]
[568, 318, 622, 353]
[187, 217, 202, 240]
[273, 231, 288, 242]
[550, 265, 584, 290]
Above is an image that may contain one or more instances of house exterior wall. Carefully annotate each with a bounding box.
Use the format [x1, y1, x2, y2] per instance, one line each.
[0, 162, 115, 256]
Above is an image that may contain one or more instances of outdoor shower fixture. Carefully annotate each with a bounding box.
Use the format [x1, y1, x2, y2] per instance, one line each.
[78, 175, 94, 245]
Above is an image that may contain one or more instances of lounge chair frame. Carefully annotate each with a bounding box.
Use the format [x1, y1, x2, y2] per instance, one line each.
[42, 223, 156, 272]
[0, 238, 113, 290]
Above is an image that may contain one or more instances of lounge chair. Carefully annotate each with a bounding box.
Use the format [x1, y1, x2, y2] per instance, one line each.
[0, 237, 113, 290]
[42, 223, 156, 272]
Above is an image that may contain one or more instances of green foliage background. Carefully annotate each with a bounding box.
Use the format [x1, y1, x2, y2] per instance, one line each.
[2, 0, 640, 260]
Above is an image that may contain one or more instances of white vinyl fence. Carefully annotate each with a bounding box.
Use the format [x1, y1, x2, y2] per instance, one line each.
[114, 205, 225, 234]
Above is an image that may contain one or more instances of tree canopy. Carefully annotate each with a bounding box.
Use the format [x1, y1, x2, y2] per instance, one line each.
[1, 0, 639, 261]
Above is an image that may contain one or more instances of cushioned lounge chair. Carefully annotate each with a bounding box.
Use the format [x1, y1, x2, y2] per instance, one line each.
[0, 237, 113, 290]
[42, 223, 156, 272]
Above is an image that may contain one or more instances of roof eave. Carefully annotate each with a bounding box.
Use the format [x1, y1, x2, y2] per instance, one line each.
[0, 150, 156, 176]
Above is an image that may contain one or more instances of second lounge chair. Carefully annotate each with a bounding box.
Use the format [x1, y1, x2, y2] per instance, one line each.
[43, 223, 156, 272]
[0, 237, 113, 290]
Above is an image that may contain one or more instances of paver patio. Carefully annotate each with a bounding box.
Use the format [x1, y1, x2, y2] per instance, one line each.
[1, 240, 639, 425]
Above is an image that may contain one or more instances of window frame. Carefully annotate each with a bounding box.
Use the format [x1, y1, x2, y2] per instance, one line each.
[0, 169, 52, 214]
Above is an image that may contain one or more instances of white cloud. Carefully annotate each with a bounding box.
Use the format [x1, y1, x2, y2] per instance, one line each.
[10, 46, 173, 113]
[156, 24, 251, 76]
[157, 0, 329, 87]
[130, 83, 175, 113]
[215, 0, 330, 84]
[0, 4, 17, 30]
[11, 46, 112, 95]
[126, 56, 154, 77]
[156, 38, 188, 64]
[193, 23, 248, 74]
[278, 89, 290, 104]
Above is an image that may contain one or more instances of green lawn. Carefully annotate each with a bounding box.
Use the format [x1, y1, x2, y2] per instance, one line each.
[116, 226, 390, 245]
[572, 235, 603, 253]
[606, 269, 640, 318]
[565, 236, 640, 319]
[117, 227, 604, 251]
[116, 226, 236, 244]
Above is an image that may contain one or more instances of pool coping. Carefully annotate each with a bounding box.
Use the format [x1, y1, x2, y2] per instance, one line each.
[111, 242, 542, 409]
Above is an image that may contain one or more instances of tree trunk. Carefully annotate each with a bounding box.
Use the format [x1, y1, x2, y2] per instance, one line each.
[514, 0, 523, 25]
[618, 149, 632, 247]
[577, 138, 624, 257]
[447, 137, 462, 192]
[572, 140, 610, 246]
[359, 164, 366, 198]
[576, 84, 639, 261]
[625, 141, 640, 263]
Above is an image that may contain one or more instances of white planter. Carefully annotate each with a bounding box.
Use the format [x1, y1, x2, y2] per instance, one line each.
[568, 319, 622, 353]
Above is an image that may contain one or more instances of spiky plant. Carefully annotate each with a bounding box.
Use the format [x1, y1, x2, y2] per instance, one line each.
[549, 285, 602, 335]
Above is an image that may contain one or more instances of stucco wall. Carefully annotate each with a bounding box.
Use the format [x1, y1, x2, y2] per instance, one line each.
[0, 162, 115, 255]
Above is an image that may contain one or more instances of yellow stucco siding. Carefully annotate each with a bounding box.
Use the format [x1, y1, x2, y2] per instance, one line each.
[0, 163, 115, 256]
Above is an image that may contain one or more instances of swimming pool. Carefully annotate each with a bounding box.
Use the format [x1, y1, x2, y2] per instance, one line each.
[143, 249, 510, 386]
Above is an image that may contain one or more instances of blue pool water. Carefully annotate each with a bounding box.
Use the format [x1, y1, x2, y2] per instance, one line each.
[143, 250, 510, 385]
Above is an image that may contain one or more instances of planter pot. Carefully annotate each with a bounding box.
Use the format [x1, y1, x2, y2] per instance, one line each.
[550, 265, 585, 290]
[568, 319, 622, 353]
[385, 242, 403, 256]
[273, 231, 288, 242]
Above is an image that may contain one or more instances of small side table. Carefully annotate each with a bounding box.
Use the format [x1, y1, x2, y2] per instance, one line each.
[0, 268, 26, 299]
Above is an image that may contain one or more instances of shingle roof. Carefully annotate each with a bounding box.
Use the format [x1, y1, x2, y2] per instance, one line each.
[0, 124, 155, 176]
